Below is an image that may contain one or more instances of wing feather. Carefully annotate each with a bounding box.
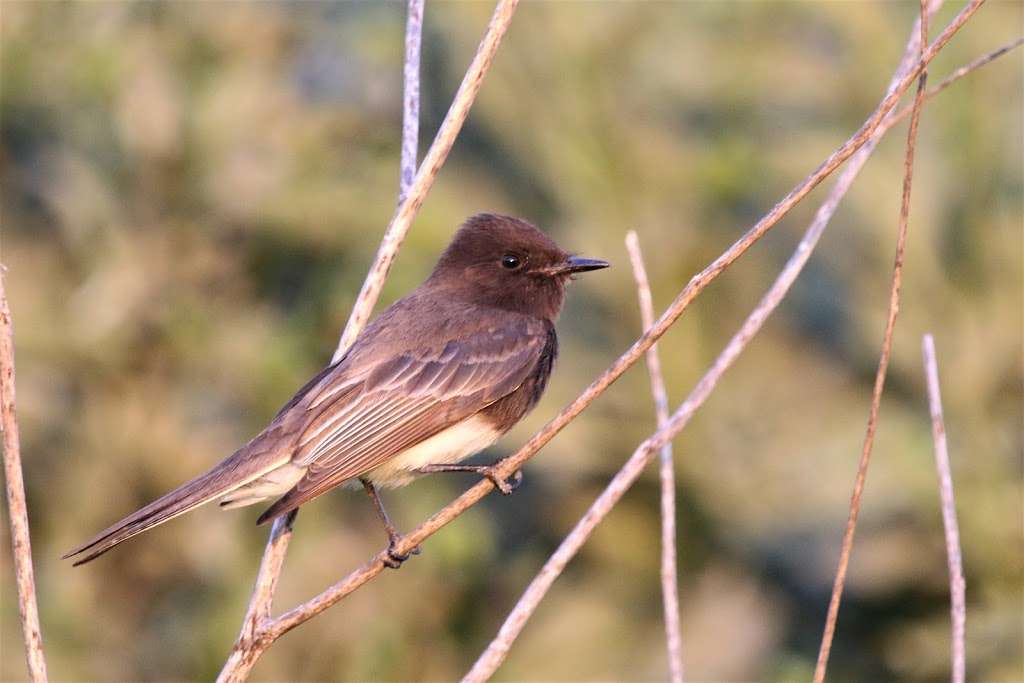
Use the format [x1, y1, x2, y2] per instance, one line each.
[306, 396, 431, 464]
[258, 318, 548, 523]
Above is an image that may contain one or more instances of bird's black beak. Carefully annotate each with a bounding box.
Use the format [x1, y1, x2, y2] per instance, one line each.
[564, 256, 610, 274]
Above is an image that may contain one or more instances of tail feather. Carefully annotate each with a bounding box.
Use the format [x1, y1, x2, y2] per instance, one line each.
[64, 450, 290, 566]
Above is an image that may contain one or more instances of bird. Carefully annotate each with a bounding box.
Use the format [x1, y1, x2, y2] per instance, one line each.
[65, 213, 609, 567]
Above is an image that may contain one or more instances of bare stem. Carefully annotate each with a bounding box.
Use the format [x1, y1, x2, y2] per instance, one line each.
[217, 511, 296, 683]
[399, 0, 424, 204]
[882, 36, 1023, 136]
[461, 64, 906, 676]
[0, 270, 49, 683]
[625, 231, 684, 683]
[218, 2, 519, 679]
[333, 0, 521, 362]
[922, 334, 966, 683]
[926, 36, 1023, 100]
[461, 3, 1007, 676]
[813, 2, 933, 680]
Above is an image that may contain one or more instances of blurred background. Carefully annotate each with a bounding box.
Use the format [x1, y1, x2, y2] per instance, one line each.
[1, 2, 1021, 681]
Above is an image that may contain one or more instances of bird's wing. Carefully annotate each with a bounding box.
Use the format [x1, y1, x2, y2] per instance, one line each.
[257, 318, 548, 522]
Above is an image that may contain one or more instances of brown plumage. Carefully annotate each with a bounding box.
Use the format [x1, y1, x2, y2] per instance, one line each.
[64, 214, 608, 565]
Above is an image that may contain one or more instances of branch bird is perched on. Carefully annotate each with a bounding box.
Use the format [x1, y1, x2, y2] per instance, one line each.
[65, 214, 609, 566]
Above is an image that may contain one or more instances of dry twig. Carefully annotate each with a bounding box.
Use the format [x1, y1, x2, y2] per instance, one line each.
[212, 2, 983, 656]
[462, 3, 1011, 676]
[333, 0, 520, 362]
[883, 36, 1023, 134]
[218, 511, 296, 682]
[813, 1, 933, 680]
[625, 231, 684, 683]
[0, 270, 49, 683]
[461, 77, 901, 677]
[399, 0, 424, 204]
[925, 36, 1023, 100]
[217, 2, 518, 680]
[464, 23, 1024, 683]
[922, 334, 966, 683]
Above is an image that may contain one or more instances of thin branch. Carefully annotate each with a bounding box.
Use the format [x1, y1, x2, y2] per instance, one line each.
[926, 36, 1024, 100]
[0, 269, 49, 683]
[625, 231, 683, 683]
[813, 1, 932, 679]
[922, 334, 966, 683]
[223, 7, 431, 676]
[461, 3, 1008, 675]
[218, 2, 517, 680]
[399, 0, 424, 204]
[883, 36, 1024, 134]
[333, 0, 520, 362]
[223, 1, 982, 649]
[217, 511, 296, 683]
[463, 67, 908, 676]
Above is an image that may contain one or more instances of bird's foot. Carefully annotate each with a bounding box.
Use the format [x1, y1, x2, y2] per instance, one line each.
[362, 478, 420, 569]
[481, 466, 523, 496]
[383, 539, 421, 569]
[417, 463, 523, 496]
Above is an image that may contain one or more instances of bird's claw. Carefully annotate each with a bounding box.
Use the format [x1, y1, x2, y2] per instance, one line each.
[383, 541, 421, 569]
[484, 467, 523, 495]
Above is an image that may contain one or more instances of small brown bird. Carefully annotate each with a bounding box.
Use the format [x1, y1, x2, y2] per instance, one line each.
[65, 214, 608, 566]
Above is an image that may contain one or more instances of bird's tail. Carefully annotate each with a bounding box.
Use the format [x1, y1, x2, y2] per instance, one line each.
[63, 445, 291, 566]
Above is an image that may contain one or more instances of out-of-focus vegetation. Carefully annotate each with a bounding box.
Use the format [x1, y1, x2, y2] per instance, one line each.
[1, 2, 1021, 681]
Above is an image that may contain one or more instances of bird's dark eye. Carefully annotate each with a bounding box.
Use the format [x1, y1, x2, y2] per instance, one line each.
[501, 254, 522, 270]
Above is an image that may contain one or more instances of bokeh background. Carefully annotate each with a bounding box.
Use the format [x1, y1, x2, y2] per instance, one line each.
[1, 2, 1021, 681]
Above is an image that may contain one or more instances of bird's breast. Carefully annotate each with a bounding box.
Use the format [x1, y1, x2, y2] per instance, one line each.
[361, 414, 502, 489]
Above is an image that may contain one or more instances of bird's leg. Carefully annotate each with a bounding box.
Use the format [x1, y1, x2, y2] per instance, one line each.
[416, 463, 524, 496]
[360, 478, 419, 568]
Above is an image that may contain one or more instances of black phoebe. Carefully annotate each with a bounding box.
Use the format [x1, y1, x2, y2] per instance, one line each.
[65, 214, 608, 566]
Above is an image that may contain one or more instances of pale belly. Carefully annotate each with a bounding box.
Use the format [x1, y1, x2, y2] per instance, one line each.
[361, 414, 502, 488]
[220, 414, 502, 507]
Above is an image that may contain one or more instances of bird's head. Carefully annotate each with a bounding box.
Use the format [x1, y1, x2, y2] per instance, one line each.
[428, 213, 609, 319]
